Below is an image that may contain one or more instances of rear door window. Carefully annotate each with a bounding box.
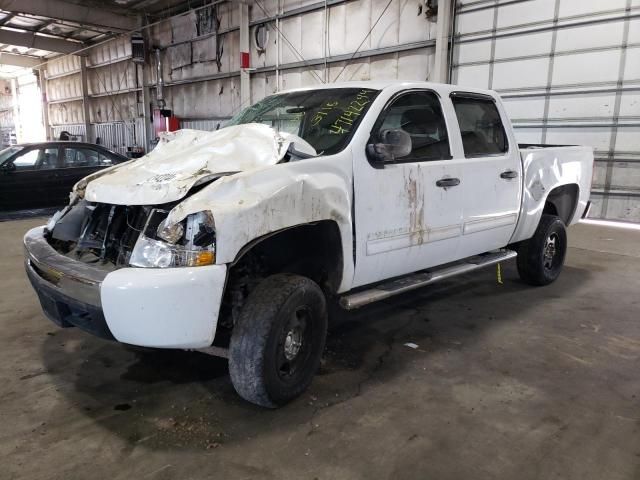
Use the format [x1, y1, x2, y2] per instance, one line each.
[62, 148, 106, 168]
[451, 94, 508, 157]
[40, 148, 59, 169]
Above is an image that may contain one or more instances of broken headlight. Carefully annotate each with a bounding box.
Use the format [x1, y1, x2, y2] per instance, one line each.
[129, 210, 216, 268]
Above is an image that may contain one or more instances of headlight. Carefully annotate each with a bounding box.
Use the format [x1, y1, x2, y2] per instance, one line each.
[157, 218, 184, 244]
[129, 210, 215, 268]
[130, 235, 215, 267]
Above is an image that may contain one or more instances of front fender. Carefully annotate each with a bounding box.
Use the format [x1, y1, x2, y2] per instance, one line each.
[165, 156, 355, 292]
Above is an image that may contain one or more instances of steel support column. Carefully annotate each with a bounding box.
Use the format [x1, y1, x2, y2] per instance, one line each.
[239, 2, 251, 110]
[433, 0, 453, 83]
[80, 57, 93, 143]
[141, 29, 153, 152]
[37, 67, 52, 141]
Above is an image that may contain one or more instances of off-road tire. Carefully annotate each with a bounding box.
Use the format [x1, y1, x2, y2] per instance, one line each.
[517, 214, 567, 286]
[229, 273, 328, 408]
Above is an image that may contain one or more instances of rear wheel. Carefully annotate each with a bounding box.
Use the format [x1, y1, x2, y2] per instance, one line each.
[229, 273, 327, 408]
[516, 214, 567, 286]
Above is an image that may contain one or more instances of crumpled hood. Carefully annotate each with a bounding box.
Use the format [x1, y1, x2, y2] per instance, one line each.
[83, 124, 316, 205]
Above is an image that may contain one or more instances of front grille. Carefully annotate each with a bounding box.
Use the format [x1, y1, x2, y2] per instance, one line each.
[47, 202, 164, 268]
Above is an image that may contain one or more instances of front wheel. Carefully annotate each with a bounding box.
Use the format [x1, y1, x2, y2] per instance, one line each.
[229, 273, 328, 408]
[516, 214, 567, 286]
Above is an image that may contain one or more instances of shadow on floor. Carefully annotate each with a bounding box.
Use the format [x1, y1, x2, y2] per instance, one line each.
[38, 262, 591, 451]
[0, 207, 57, 222]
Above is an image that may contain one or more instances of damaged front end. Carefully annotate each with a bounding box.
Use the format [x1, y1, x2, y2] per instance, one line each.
[45, 199, 216, 271]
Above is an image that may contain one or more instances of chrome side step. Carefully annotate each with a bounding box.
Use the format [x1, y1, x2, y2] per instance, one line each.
[340, 250, 517, 310]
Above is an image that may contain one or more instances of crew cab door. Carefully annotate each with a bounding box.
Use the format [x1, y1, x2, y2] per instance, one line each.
[352, 90, 465, 287]
[449, 93, 522, 257]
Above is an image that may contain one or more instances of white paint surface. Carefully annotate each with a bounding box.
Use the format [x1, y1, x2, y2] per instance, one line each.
[101, 264, 227, 348]
[83, 124, 316, 205]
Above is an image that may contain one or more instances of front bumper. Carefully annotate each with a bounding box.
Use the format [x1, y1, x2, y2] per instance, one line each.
[24, 227, 227, 349]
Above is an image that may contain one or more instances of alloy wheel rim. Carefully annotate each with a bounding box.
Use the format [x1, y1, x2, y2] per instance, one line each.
[543, 233, 558, 270]
[276, 307, 311, 380]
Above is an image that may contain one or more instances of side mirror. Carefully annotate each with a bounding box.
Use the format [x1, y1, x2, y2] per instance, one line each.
[0, 162, 16, 174]
[366, 129, 412, 164]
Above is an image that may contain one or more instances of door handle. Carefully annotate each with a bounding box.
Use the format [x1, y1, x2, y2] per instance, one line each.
[436, 177, 460, 188]
[500, 170, 519, 179]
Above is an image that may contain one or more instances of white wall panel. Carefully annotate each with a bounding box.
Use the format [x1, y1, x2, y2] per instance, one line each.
[593, 196, 640, 223]
[49, 101, 84, 125]
[623, 46, 640, 80]
[552, 50, 622, 85]
[455, 40, 492, 64]
[496, 0, 556, 28]
[547, 93, 617, 119]
[456, 8, 495, 35]
[494, 31, 553, 59]
[88, 36, 132, 66]
[627, 18, 640, 43]
[47, 56, 80, 77]
[368, 54, 399, 80]
[399, 0, 433, 43]
[492, 58, 549, 89]
[513, 127, 543, 144]
[455, 64, 490, 88]
[330, 60, 371, 83]
[618, 92, 640, 117]
[398, 49, 431, 81]
[558, 0, 627, 18]
[610, 162, 640, 191]
[545, 128, 612, 151]
[502, 97, 547, 120]
[615, 127, 640, 152]
[300, 10, 324, 60]
[47, 75, 82, 101]
[370, 0, 401, 49]
[90, 94, 138, 123]
[555, 22, 625, 52]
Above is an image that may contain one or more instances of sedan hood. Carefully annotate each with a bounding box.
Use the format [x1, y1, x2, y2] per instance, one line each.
[82, 124, 316, 205]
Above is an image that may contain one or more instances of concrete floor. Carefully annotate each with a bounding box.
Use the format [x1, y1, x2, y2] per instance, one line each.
[1, 218, 639, 480]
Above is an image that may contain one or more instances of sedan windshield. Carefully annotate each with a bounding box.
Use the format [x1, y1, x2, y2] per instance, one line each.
[227, 88, 379, 156]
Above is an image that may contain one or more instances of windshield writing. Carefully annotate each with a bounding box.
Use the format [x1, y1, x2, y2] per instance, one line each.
[228, 88, 379, 156]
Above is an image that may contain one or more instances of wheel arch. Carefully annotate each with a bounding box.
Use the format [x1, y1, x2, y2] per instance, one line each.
[543, 183, 580, 225]
[229, 220, 345, 294]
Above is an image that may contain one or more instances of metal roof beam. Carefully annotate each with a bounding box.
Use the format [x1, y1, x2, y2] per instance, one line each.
[0, 0, 139, 32]
[0, 51, 40, 67]
[0, 28, 82, 54]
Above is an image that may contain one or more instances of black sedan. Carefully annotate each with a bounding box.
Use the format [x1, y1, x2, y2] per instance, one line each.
[0, 142, 128, 212]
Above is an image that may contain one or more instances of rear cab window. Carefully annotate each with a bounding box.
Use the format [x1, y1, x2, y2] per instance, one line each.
[450, 93, 508, 157]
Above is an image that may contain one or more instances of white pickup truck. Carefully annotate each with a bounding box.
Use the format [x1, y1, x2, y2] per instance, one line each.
[24, 81, 593, 407]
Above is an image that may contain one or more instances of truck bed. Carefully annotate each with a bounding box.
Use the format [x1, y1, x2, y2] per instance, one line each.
[509, 144, 594, 244]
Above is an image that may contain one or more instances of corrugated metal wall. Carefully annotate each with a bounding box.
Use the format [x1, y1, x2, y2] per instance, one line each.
[452, 0, 640, 222]
[148, 0, 439, 119]
[43, 0, 639, 223]
[45, 36, 144, 154]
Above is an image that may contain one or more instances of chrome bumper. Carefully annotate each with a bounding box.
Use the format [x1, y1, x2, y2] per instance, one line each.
[24, 227, 109, 307]
[24, 227, 115, 339]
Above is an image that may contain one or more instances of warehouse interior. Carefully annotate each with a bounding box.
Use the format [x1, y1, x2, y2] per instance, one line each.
[1, 0, 639, 478]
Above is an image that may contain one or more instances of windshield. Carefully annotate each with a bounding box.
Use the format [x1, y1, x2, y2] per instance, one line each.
[0, 146, 22, 165]
[228, 88, 380, 156]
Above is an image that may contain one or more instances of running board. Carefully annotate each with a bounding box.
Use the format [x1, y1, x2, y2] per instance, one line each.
[340, 250, 517, 310]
